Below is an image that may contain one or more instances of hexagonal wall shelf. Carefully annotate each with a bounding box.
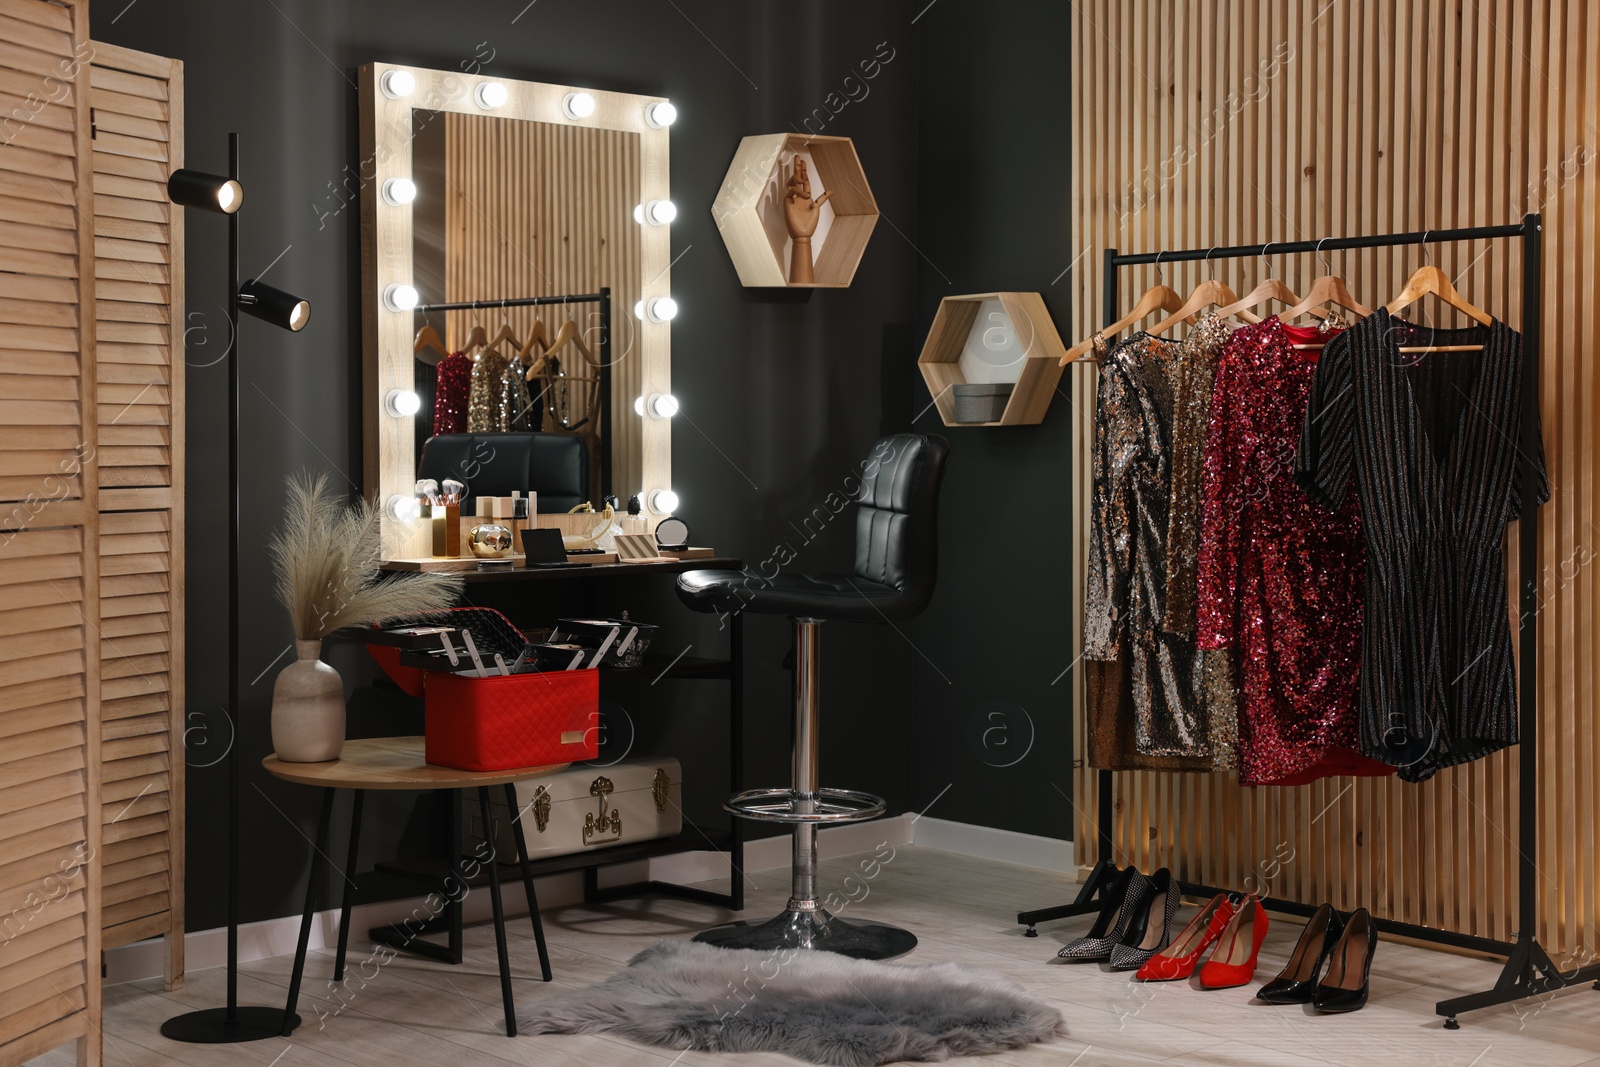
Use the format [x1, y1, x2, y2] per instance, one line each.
[917, 292, 1068, 426]
[711, 133, 878, 287]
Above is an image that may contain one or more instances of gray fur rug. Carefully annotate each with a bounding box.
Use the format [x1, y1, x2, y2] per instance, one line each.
[519, 940, 1066, 1066]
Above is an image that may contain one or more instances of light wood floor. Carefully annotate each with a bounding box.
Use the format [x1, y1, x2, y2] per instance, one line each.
[27, 846, 1600, 1066]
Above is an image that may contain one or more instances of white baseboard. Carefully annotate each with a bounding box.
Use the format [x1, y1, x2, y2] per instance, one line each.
[907, 816, 1076, 872]
[106, 813, 1061, 986]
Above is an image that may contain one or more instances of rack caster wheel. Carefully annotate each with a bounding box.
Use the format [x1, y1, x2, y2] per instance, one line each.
[1024, 926, 1037, 938]
[1443, 1017, 1460, 1030]
[1592, 980, 1600, 991]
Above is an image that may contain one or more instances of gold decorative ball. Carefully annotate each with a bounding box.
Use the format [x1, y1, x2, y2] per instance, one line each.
[468, 523, 514, 558]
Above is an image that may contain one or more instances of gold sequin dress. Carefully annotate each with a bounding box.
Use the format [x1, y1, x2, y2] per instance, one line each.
[1162, 314, 1240, 770]
[466, 347, 534, 433]
[1084, 323, 1238, 771]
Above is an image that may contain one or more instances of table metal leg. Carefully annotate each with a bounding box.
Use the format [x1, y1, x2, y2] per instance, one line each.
[448, 790, 464, 962]
[283, 787, 335, 1036]
[503, 783, 552, 981]
[478, 786, 517, 1036]
[333, 790, 364, 982]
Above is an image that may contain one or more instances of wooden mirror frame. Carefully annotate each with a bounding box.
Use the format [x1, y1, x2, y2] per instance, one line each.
[358, 61, 672, 558]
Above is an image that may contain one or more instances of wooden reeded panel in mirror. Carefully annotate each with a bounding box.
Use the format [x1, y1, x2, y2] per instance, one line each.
[359, 63, 671, 558]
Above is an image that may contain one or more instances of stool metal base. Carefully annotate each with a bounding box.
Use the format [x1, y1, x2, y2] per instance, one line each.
[693, 905, 917, 961]
[725, 786, 887, 824]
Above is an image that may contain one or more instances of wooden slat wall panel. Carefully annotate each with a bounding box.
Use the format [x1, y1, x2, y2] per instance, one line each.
[88, 41, 184, 991]
[440, 112, 641, 501]
[0, 3, 98, 1063]
[1070, 0, 1600, 961]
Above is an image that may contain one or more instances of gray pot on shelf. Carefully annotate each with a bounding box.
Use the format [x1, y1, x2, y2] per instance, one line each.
[952, 382, 1014, 423]
[270, 639, 346, 762]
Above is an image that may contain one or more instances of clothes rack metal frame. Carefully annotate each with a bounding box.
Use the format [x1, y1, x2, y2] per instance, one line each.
[1018, 214, 1600, 1027]
[414, 288, 613, 497]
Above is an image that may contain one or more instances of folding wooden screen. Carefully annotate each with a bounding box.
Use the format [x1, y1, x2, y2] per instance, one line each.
[1067, 0, 1600, 961]
[0, 0, 102, 1063]
[89, 41, 184, 989]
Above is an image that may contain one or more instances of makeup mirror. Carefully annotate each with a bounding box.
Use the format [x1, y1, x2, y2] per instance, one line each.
[360, 63, 673, 557]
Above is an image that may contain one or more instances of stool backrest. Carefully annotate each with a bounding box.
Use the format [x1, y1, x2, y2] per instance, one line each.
[853, 433, 949, 613]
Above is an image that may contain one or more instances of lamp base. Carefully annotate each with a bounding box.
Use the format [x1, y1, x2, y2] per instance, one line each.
[159, 1006, 300, 1043]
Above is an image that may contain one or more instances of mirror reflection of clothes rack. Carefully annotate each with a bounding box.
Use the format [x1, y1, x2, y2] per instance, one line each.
[413, 288, 612, 499]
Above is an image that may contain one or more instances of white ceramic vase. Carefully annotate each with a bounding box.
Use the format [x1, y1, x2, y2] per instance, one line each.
[271, 639, 345, 762]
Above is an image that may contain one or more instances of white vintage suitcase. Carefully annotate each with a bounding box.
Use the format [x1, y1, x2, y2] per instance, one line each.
[473, 758, 683, 860]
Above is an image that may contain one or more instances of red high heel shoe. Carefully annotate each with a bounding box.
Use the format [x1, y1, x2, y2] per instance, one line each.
[1198, 894, 1269, 989]
[1134, 892, 1239, 981]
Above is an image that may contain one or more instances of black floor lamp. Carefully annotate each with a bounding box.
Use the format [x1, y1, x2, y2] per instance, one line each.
[160, 134, 313, 1044]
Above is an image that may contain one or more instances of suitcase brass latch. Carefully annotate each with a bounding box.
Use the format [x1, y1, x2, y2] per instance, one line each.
[531, 786, 551, 833]
[652, 768, 670, 812]
[584, 776, 622, 845]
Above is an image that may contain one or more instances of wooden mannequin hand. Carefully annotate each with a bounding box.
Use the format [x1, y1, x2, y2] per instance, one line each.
[783, 158, 832, 239]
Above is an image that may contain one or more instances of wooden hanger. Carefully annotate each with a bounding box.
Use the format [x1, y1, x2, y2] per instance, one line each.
[1061, 254, 1188, 365]
[1280, 239, 1373, 350]
[1386, 234, 1491, 352]
[483, 319, 521, 355]
[462, 323, 489, 359]
[414, 323, 448, 366]
[1387, 266, 1492, 326]
[530, 319, 596, 373]
[1210, 244, 1300, 323]
[515, 319, 548, 367]
[1283, 275, 1370, 323]
[1283, 240, 1372, 323]
[1146, 251, 1249, 336]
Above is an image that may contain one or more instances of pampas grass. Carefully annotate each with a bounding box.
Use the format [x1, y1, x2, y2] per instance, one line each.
[270, 472, 462, 640]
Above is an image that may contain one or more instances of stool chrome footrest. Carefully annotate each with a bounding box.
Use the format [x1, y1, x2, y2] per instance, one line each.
[692, 906, 918, 960]
[723, 787, 887, 824]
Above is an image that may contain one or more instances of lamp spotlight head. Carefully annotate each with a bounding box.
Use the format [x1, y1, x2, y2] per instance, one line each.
[167, 169, 243, 214]
[239, 279, 310, 332]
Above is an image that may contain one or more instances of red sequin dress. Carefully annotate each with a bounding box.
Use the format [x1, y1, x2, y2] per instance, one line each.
[432, 351, 472, 436]
[1195, 317, 1392, 785]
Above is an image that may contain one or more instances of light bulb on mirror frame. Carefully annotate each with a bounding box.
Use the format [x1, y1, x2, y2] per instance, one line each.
[644, 101, 677, 128]
[562, 91, 597, 120]
[385, 389, 421, 418]
[649, 488, 680, 515]
[636, 296, 677, 323]
[634, 199, 676, 226]
[475, 81, 508, 110]
[387, 494, 423, 522]
[381, 177, 417, 206]
[380, 69, 415, 99]
[384, 283, 419, 312]
[643, 392, 678, 419]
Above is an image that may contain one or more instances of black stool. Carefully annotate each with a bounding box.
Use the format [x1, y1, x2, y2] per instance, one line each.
[676, 433, 948, 960]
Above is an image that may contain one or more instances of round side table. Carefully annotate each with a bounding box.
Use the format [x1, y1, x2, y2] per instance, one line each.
[263, 736, 566, 1036]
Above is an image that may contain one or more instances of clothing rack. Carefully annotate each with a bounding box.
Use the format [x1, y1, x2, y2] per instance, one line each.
[1019, 214, 1600, 1026]
[415, 288, 613, 496]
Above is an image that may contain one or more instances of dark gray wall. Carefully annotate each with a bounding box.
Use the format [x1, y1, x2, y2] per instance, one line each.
[91, 0, 926, 931]
[908, 0, 1077, 839]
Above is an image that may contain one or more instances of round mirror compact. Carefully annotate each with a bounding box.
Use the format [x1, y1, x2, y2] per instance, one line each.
[655, 516, 690, 551]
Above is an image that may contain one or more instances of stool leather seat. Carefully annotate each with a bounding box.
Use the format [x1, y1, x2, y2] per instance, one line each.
[675, 433, 947, 623]
[676, 572, 905, 623]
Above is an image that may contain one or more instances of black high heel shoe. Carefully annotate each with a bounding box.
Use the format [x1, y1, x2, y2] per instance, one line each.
[1057, 866, 1144, 961]
[1312, 907, 1377, 1013]
[1109, 867, 1180, 971]
[1258, 903, 1343, 1004]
